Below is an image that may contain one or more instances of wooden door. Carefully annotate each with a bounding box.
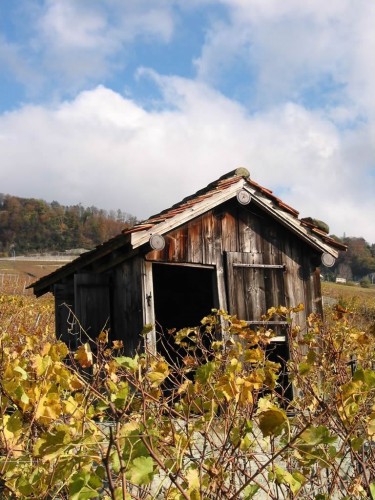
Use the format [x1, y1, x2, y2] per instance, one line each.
[225, 251, 292, 399]
[225, 251, 286, 321]
[74, 273, 111, 342]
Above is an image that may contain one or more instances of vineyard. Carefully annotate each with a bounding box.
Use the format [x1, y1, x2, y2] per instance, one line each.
[1, 280, 375, 498]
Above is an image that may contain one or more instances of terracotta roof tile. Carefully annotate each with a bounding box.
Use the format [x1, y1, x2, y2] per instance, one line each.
[123, 169, 302, 238]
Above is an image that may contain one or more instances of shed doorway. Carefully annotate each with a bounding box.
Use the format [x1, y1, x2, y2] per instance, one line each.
[152, 263, 217, 331]
[152, 263, 217, 364]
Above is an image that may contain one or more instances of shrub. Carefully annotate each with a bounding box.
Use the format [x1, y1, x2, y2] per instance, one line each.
[1, 299, 375, 498]
[360, 278, 371, 288]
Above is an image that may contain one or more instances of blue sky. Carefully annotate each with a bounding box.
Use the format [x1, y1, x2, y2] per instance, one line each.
[0, 0, 374, 243]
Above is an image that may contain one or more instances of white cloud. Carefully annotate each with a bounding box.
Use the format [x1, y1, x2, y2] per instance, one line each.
[0, 35, 42, 93]
[0, 80, 374, 242]
[33, 0, 176, 86]
[196, 0, 375, 119]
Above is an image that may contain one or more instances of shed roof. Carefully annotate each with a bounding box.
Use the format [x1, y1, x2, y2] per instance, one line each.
[30, 167, 346, 296]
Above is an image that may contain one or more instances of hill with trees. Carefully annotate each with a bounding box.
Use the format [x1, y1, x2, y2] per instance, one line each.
[0, 193, 137, 256]
[322, 236, 375, 283]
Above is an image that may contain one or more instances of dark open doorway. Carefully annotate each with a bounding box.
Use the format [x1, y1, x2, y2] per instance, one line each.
[152, 263, 217, 365]
[153, 264, 217, 331]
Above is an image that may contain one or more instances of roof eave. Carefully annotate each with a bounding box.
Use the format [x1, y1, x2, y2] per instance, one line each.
[242, 185, 339, 258]
[30, 232, 132, 296]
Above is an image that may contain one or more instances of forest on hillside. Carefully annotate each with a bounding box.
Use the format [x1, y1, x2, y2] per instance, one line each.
[321, 236, 375, 283]
[0, 193, 137, 255]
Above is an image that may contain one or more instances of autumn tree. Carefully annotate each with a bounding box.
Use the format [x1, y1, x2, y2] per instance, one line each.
[0, 194, 137, 255]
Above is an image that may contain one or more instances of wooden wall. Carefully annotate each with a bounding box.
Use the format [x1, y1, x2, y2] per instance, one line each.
[111, 256, 144, 355]
[146, 199, 322, 329]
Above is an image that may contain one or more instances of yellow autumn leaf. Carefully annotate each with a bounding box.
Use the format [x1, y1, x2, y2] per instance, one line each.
[98, 330, 108, 344]
[41, 342, 52, 356]
[147, 360, 170, 387]
[258, 406, 287, 437]
[75, 343, 93, 368]
[34, 390, 62, 425]
[237, 378, 254, 406]
[32, 354, 52, 376]
[62, 396, 85, 419]
[48, 342, 69, 361]
[217, 373, 239, 402]
[244, 347, 265, 364]
[2, 411, 24, 450]
[246, 370, 265, 390]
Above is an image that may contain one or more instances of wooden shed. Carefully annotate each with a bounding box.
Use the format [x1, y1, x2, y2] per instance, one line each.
[31, 168, 345, 363]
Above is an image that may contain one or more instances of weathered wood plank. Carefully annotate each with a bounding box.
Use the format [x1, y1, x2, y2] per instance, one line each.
[112, 258, 144, 355]
[54, 282, 75, 347]
[187, 216, 203, 263]
[142, 260, 156, 354]
[74, 273, 111, 341]
[221, 207, 238, 252]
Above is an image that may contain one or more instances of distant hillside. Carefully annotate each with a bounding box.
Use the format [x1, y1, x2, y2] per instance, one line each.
[321, 236, 375, 283]
[0, 193, 137, 256]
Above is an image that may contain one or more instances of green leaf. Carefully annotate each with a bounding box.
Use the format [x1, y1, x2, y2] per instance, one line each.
[34, 425, 72, 460]
[370, 483, 375, 498]
[115, 356, 138, 371]
[5, 410, 23, 434]
[195, 361, 216, 384]
[122, 428, 149, 462]
[298, 362, 311, 375]
[240, 433, 253, 451]
[110, 450, 121, 474]
[141, 324, 153, 335]
[69, 470, 100, 500]
[126, 456, 155, 485]
[243, 484, 260, 499]
[350, 437, 364, 452]
[306, 349, 316, 364]
[273, 465, 303, 494]
[114, 488, 125, 500]
[14, 385, 29, 405]
[70, 487, 99, 500]
[112, 384, 129, 409]
[14, 365, 28, 380]
[258, 407, 287, 437]
[299, 426, 336, 446]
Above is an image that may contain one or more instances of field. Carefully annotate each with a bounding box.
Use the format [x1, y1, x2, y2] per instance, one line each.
[322, 281, 375, 326]
[0, 255, 75, 294]
[322, 280, 375, 302]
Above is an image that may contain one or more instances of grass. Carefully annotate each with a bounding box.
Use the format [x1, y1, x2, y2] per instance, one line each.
[322, 281, 375, 329]
[322, 281, 375, 302]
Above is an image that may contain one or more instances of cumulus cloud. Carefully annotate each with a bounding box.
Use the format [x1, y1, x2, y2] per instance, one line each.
[36, 0, 176, 84]
[0, 35, 42, 94]
[0, 79, 374, 242]
[196, 0, 375, 119]
[0, 0, 177, 94]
